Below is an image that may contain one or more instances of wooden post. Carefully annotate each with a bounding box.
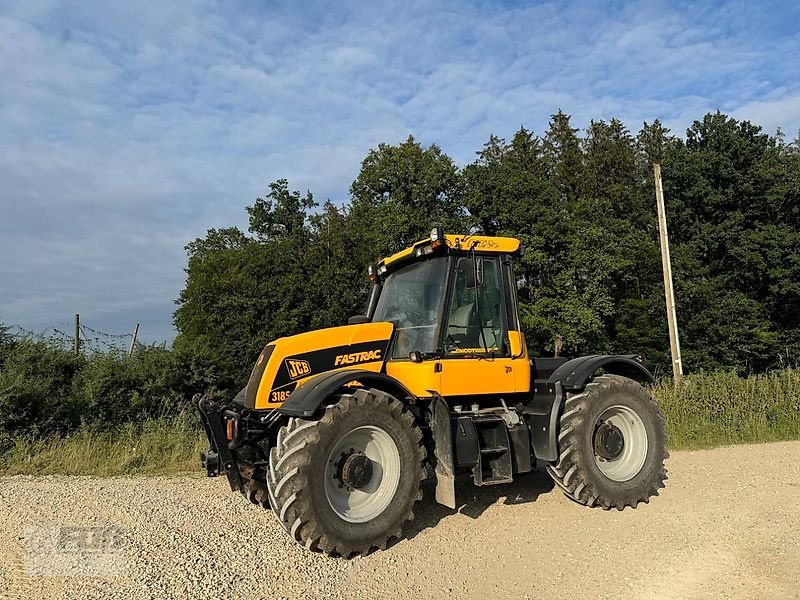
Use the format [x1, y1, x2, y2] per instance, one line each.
[653, 163, 683, 382]
[73, 313, 80, 356]
[128, 323, 139, 358]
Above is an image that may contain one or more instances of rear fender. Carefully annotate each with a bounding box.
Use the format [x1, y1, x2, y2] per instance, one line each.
[525, 355, 654, 462]
[548, 354, 654, 392]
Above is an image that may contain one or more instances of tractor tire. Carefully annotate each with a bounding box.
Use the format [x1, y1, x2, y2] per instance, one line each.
[241, 478, 270, 509]
[266, 388, 426, 557]
[547, 374, 668, 510]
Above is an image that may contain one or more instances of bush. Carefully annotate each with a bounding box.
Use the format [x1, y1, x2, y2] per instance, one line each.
[0, 411, 205, 476]
[0, 338, 217, 452]
[654, 369, 800, 448]
[0, 339, 84, 450]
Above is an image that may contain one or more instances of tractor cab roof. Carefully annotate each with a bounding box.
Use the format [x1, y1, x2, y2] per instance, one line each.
[374, 230, 521, 278]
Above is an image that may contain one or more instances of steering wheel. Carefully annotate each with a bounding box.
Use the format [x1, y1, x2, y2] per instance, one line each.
[402, 310, 426, 327]
[394, 328, 420, 357]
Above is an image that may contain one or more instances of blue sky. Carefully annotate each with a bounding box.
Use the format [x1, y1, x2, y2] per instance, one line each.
[1, 0, 799, 343]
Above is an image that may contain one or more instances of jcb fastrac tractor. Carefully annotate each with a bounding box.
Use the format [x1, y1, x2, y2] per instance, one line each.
[198, 229, 668, 557]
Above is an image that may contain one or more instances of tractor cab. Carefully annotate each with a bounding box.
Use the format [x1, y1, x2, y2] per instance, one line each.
[364, 228, 530, 399]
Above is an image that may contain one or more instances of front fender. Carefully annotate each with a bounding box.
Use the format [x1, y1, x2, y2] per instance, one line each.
[278, 369, 416, 418]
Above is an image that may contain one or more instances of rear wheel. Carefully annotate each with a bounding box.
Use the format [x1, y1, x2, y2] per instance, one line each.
[547, 374, 668, 510]
[266, 388, 426, 556]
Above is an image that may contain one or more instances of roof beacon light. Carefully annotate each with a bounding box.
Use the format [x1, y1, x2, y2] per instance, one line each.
[367, 264, 377, 282]
[430, 226, 444, 249]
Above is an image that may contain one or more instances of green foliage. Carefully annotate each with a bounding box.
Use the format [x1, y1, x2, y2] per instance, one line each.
[654, 369, 800, 448]
[0, 338, 209, 452]
[173, 111, 800, 386]
[349, 135, 467, 255]
[0, 411, 205, 476]
[0, 339, 82, 449]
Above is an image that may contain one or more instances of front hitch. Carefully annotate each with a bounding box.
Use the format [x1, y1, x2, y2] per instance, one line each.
[196, 394, 245, 491]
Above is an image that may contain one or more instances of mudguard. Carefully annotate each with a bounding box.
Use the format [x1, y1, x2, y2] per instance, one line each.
[548, 354, 654, 392]
[429, 394, 455, 509]
[526, 355, 655, 462]
[277, 369, 416, 418]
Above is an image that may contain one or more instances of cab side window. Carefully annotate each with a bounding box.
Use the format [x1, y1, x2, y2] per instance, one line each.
[444, 256, 507, 355]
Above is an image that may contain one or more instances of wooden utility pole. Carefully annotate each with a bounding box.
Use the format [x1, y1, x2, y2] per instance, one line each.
[653, 163, 683, 381]
[128, 323, 140, 358]
[73, 313, 80, 356]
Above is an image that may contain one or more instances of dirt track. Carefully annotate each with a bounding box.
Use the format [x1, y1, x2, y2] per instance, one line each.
[1, 441, 799, 599]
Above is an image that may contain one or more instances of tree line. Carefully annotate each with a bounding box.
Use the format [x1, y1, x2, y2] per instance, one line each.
[3, 110, 797, 450]
[174, 111, 800, 391]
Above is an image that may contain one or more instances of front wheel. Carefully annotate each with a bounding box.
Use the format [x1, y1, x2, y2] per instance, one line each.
[266, 388, 426, 556]
[547, 374, 668, 510]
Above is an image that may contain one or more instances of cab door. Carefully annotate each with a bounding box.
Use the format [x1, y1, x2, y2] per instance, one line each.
[437, 255, 523, 397]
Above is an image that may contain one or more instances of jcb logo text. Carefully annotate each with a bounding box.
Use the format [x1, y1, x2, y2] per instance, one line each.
[285, 359, 311, 380]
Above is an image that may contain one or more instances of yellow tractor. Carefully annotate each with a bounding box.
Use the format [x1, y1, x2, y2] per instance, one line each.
[198, 229, 668, 556]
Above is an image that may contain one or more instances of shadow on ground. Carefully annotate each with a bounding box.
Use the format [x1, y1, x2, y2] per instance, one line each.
[402, 469, 555, 543]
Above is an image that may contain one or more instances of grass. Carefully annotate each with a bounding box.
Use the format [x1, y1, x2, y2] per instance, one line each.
[0, 411, 206, 476]
[654, 368, 800, 449]
[2, 369, 800, 476]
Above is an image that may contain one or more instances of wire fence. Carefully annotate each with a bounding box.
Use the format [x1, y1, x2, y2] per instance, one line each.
[4, 321, 160, 355]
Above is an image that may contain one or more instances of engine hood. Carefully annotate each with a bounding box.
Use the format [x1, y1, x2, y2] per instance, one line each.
[244, 321, 394, 410]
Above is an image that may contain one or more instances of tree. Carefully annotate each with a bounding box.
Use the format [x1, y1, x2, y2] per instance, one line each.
[174, 182, 319, 390]
[660, 112, 788, 371]
[173, 110, 800, 381]
[349, 136, 466, 259]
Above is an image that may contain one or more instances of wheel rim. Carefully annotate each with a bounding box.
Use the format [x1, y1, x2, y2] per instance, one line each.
[324, 425, 401, 523]
[593, 405, 648, 482]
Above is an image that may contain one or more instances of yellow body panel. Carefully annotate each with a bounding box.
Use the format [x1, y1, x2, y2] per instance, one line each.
[386, 353, 531, 399]
[437, 357, 519, 396]
[380, 234, 520, 269]
[509, 332, 531, 393]
[254, 322, 393, 409]
[385, 360, 442, 397]
[443, 234, 520, 254]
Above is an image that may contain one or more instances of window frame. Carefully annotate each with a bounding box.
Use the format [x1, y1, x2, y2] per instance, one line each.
[372, 255, 452, 362]
[439, 253, 511, 359]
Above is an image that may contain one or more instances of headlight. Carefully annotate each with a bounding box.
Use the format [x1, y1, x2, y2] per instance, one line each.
[430, 226, 444, 248]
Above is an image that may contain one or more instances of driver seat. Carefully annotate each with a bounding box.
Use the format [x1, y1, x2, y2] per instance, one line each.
[448, 302, 479, 346]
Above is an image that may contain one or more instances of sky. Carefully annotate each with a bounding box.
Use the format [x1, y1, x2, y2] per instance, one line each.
[1, 0, 799, 344]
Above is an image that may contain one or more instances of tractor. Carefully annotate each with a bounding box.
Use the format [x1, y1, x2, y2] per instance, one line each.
[198, 228, 668, 557]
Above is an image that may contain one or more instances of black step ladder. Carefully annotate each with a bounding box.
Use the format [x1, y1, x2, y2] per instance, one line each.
[472, 416, 513, 485]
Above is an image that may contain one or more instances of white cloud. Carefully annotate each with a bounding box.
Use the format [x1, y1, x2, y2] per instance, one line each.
[0, 0, 798, 341]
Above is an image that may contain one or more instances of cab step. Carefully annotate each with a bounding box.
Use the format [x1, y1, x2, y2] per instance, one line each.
[472, 417, 513, 486]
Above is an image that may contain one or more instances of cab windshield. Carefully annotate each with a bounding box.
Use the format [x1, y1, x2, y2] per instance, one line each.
[372, 257, 448, 358]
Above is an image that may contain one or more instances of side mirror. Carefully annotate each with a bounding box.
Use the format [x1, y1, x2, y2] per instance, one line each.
[456, 257, 483, 288]
[348, 315, 370, 325]
[409, 351, 423, 363]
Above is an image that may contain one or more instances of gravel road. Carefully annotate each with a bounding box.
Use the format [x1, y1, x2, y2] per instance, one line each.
[1, 441, 798, 600]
